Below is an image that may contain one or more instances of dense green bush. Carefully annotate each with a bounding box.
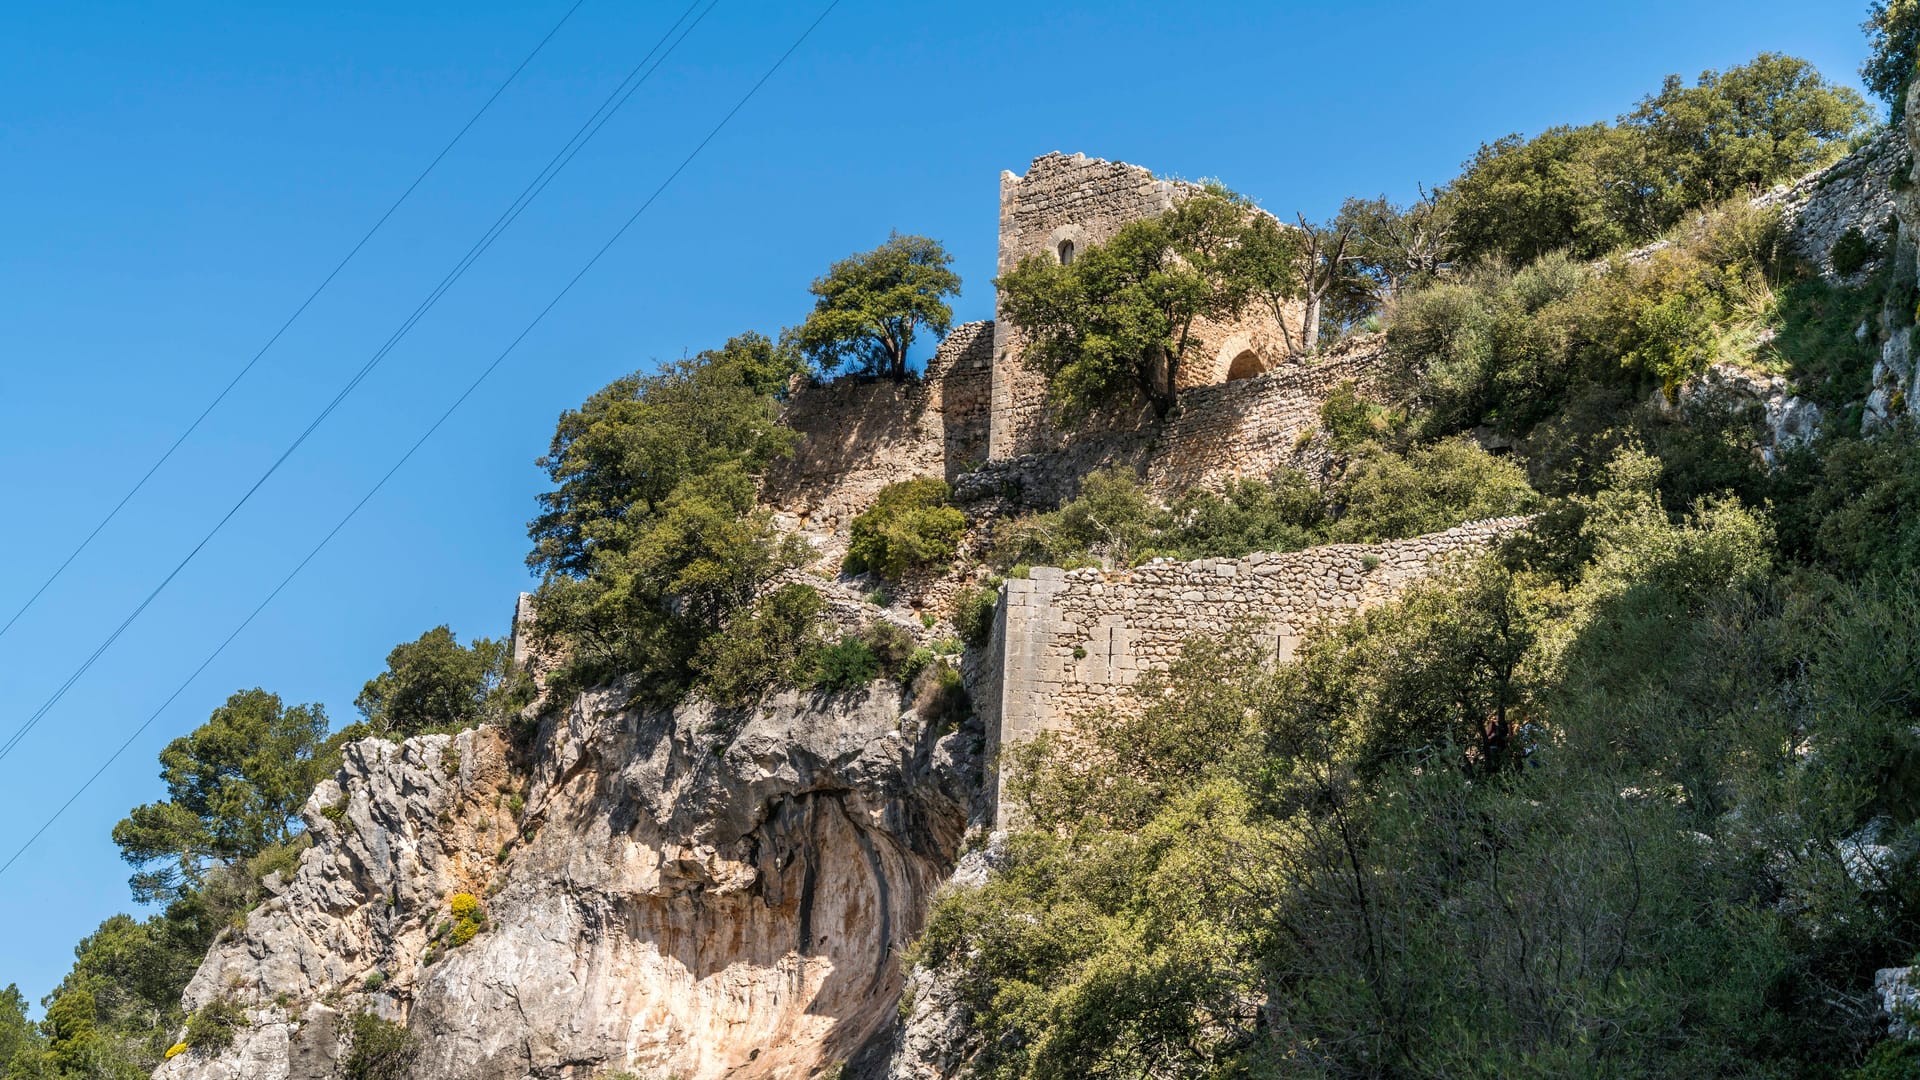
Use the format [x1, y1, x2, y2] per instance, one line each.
[693, 584, 826, 706]
[1443, 53, 1865, 265]
[339, 1012, 417, 1080]
[527, 335, 809, 703]
[845, 477, 967, 580]
[952, 584, 1000, 647]
[183, 997, 245, 1055]
[811, 635, 880, 691]
[1392, 202, 1783, 438]
[354, 626, 508, 737]
[1317, 379, 1389, 448]
[1329, 437, 1538, 542]
[925, 452, 1912, 1074]
[1832, 225, 1877, 276]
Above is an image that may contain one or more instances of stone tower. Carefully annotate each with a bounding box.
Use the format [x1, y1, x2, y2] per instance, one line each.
[987, 151, 1303, 461]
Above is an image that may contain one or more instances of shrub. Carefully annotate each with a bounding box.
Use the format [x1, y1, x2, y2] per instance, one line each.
[354, 625, 508, 737]
[165, 1042, 189, 1060]
[1330, 438, 1538, 543]
[862, 621, 918, 680]
[953, 585, 1000, 647]
[339, 1011, 418, 1080]
[1319, 380, 1387, 448]
[899, 647, 936, 687]
[185, 996, 246, 1054]
[846, 478, 966, 580]
[913, 660, 970, 733]
[1831, 225, 1874, 276]
[813, 635, 880, 691]
[693, 583, 826, 706]
[445, 893, 486, 948]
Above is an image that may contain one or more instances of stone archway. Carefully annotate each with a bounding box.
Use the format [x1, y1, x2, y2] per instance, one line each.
[1210, 333, 1265, 385]
[1226, 349, 1263, 381]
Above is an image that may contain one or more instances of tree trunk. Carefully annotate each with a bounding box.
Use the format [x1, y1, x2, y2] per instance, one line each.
[1301, 295, 1322, 354]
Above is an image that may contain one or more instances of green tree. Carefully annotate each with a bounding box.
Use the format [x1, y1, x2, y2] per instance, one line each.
[112, 690, 328, 904]
[354, 626, 507, 737]
[0, 987, 41, 1077]
[846, 477, 967, 580]
[998, 187, 1249, 417]
[692, 583, 826, 706]
[1445, 122, 1667, 264]
[527, 333, 798, 579]
[1235, 205, 1375, 354]
[1443, 54, 1864, 265]
[1864, 0, 1920, 120]
[1335, 189, 1457, 309]
[792, 233, 961, 380]
[1625, 52, 1870, 206]
[532, 465, 807, 698]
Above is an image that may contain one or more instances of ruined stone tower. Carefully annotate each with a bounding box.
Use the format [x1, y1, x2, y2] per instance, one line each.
[988, 151, 1304, 460]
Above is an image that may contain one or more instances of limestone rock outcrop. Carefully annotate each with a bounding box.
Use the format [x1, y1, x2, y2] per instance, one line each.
[155, 686, 981, 1080]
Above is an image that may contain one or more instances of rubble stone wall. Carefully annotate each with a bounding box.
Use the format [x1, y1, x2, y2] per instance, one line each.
[987, 517, 1527, 826]
[958, 336, 1389, 512]
[763, 321, 994, 561]
[1761, 128, 1907, 277]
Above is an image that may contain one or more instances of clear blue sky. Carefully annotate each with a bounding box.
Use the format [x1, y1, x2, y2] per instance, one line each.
[0, 0, 1878, 1002]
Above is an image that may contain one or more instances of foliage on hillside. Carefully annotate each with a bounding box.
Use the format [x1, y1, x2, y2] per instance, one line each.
[987, 440, 1535, 573]
[919, 38, 1920, 1080]
[1, 25, 1913, 1080]
[925, 442, 1920, 1076]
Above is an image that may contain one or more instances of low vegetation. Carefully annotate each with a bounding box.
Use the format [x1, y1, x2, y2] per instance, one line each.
[845, 477, 966, 580]
[0, 21, 1911, 1080]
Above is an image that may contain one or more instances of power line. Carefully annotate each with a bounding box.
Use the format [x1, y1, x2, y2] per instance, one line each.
[0, 0, 588, 648]
[0, 0, 843, 884]
[0, 0, 716, 766]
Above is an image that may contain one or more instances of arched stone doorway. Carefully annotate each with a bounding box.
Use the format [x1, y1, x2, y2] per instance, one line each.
[1226, 349, 1263, 381]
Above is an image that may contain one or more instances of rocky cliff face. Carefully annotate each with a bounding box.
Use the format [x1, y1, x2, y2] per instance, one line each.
[156, 685, 981, 1080]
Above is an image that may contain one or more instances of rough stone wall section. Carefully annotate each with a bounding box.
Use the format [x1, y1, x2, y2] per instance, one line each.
[990, 517, 1527, 827]
[763, 321, 994, 563]
[1758, 128, 1907, 276]
[989, 152, 1302, 460]
[957, 336, 1388, 511]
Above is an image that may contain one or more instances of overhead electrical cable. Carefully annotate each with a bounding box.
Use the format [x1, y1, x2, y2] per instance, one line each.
[0, 0, 588, 647]
[0, 0, 843, 881]
[0, 0, 716, 765]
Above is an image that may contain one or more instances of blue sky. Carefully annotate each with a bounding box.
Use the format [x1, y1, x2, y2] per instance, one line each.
[0, 0, 1879, 1002]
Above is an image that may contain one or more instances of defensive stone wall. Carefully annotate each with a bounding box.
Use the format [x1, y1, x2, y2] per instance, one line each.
[989, 151, 1303, 460]
[763, 320, 993, 562]
[958, 335, 1389, 511]
[982, 517, 1527, 826]
[1761, 127, 1907, 277]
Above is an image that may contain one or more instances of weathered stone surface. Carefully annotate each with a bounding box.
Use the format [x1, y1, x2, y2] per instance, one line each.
[156, 688, 981, 1080]
[1661, 362, 1823, 466]
[983, 517, 1527, 827]
[1878, 967, 1920, 1039]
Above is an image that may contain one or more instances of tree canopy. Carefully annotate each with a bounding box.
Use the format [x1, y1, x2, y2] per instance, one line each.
[998, 187, 1250, 417]
[111, 689, 328, 904]
[1864, 0, 1920, 120]
[1445, 53, 1867, 265]
[355, 626, 507, 737]
[792, 233, 961, 380]
[526, 332, 798, 579]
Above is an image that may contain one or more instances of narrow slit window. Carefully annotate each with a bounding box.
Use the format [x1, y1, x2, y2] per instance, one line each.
[1057, 239, 1075, 265]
